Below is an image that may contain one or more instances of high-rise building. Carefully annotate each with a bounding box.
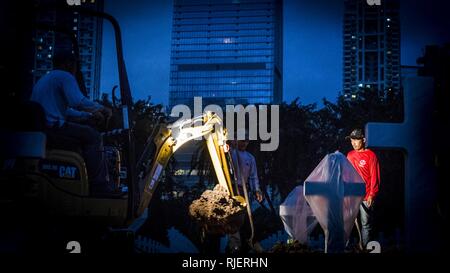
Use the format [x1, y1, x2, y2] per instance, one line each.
[343, 0, 400, 98]
[33, 0, 103, 100]
[169, 0, 283, 109]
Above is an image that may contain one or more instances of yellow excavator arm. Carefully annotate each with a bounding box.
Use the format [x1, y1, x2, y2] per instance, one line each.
[135, 111, 242, 217]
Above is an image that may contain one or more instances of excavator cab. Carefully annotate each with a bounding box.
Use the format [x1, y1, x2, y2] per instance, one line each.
[1, 6, 134, 230]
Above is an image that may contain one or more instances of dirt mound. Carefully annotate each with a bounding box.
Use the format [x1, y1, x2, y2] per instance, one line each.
[189, 184, 246, 235]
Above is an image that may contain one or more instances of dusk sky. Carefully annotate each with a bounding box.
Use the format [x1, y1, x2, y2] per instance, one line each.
[100, 0, 450, 107]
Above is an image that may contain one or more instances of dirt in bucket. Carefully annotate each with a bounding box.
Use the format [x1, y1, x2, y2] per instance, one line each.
[189, 184, 246, 235]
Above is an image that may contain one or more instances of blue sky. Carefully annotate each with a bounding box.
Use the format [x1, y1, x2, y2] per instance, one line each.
[100, 0, 450, 107]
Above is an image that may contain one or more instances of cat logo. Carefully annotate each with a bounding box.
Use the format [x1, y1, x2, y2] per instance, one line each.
[59, 166, 77, 179]
[39, 160, 80, 180]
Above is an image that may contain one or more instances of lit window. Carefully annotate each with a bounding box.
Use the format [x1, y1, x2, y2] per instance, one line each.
[351, 94, 357, 99]
[386, 18, 391, 22]
[358, 83, 363, 87]
[223, 38, 233, 44]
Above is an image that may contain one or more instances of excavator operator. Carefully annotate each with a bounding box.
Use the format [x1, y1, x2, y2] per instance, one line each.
[30, 50, 114, 195]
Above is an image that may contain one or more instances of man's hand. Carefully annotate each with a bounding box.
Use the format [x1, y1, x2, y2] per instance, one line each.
[366, 196, 374, 208]
[255, 190, 264, 203]
[89, 107, 112, 128]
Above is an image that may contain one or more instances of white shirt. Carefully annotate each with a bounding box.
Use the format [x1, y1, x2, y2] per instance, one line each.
[31, 70, 102, 127]
[231, 149, 260, 192]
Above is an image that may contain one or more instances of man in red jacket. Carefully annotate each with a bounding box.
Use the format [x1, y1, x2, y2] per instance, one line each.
[346, 129, 380, 247]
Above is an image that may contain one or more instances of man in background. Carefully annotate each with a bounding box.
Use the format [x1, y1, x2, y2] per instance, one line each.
[227, 129, 263, 253]
[346, 128, 381, 247]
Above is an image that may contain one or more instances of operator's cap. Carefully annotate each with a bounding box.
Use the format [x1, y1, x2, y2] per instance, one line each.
[345, 128, 365, 140]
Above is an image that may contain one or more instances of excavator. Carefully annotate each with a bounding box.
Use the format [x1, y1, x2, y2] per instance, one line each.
[0, 5, 249, 252]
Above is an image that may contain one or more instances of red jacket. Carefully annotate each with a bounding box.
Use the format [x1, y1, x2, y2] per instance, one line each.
[347, 149, 380, 200]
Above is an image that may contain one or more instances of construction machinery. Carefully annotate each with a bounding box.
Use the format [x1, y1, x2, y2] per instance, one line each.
[0, 5, 246, 252]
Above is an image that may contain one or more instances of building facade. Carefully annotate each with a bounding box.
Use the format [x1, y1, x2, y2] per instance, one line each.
[33, 0, 103, 100]
[343, 0, 400, 98]
[169, 0, 283, 109]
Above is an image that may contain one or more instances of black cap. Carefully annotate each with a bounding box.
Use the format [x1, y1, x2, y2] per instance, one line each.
[345, 129, 365, 140]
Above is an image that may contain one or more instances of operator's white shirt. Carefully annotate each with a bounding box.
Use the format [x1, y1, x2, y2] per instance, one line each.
[231, 149, 260, 192]
[31, 70, 102, 127]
